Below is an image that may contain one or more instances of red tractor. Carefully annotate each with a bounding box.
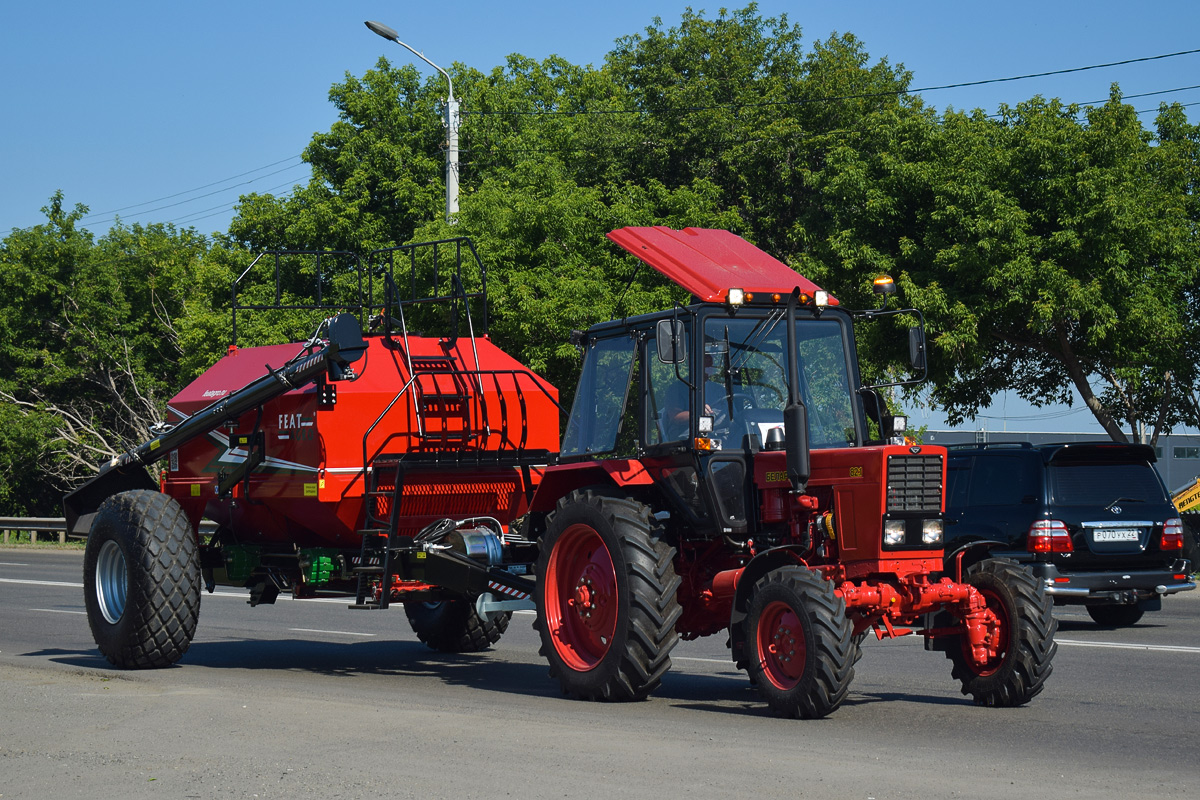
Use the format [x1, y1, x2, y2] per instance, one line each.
[65, 228, 1056, 718]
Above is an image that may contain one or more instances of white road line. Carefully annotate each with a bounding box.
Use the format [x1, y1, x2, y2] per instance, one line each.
[289, 628, 376, 637]
[30, 608, 86, 615]
[674, 656, 733, 665]
[1056, 638, 1200, 654]
[1, 577, 82, 588]
[0, 562, 30, 566]
[9, 576, 1198, 654]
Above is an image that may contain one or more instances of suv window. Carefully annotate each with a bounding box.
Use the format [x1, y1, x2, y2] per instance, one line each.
[967, 454, 1038, 506]
[947, 454, 1038, 508]
[1048, 462, 1167, 506]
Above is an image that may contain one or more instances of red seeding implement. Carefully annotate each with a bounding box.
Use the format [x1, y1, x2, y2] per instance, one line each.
[65, 228, 1056, 717]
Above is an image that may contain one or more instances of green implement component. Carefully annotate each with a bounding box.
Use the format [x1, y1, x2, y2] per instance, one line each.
[300, 548, 341, 585]
[224, 545, 263, 584]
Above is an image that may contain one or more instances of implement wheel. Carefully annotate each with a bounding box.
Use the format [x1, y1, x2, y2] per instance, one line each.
[83, 490, 200, 668]
[403, 599, 510, 653]
[534, 489, 682, 701]
[947, 558, 1057, 706]
[743, 566, 855, 719]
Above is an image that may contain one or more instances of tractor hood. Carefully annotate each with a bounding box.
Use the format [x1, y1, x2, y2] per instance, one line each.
[607, 226, 835, 305]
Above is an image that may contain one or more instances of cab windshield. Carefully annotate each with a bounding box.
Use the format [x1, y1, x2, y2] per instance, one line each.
[700, 314, 858, 449]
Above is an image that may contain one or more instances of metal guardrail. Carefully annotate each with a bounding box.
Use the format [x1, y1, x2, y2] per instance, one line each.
[0, 517, 219, 545]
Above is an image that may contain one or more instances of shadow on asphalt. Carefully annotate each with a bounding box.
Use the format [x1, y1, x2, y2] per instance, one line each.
[23, 637, 978, 717]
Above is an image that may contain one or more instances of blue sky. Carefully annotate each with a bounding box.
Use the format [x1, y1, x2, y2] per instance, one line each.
[3, 1, 1199, 435]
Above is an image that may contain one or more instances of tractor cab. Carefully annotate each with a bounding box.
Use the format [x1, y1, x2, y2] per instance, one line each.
[555, 226, 910, 542]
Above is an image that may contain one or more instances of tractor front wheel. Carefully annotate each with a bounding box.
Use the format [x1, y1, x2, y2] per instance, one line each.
[83, 490, 201, 668]
[743, 566, 855, 719]
[947, 558, 1057, 706]
[535, 489, 682, 701]
[403, 599, 510, 653]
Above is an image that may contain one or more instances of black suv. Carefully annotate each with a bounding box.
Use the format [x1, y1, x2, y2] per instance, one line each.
[944, 442, 1194, 627]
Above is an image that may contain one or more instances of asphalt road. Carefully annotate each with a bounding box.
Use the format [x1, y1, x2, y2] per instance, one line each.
[2, 548, 1198, 799]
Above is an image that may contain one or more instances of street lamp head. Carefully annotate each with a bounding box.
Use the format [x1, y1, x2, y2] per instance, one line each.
[365, 20, 399, 41]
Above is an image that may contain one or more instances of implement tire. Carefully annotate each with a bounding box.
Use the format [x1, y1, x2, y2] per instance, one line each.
[535, 489, 682, 701]
[743, 566, 855, 719]
[83, 490, 200, 669]
[947, 558, 1057, 707]
[403, 600, 510, 653]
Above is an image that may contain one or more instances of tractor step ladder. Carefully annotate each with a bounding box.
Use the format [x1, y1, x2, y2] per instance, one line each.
[350, 459, 404, 610]
[411, 355, 479, 444]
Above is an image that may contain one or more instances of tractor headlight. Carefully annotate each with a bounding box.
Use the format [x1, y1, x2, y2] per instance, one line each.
[883, 519, 905, 546]
[922, 519, 944, 545]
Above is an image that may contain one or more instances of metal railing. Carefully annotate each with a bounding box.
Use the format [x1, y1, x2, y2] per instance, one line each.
[0, 517, 219, 545]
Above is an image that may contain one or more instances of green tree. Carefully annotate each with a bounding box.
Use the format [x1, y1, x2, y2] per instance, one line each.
[0, 194, 210, 506]
[893, 92, 1200, 442]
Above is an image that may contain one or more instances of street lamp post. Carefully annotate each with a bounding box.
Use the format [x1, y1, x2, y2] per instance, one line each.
[365, 20, 459, 224]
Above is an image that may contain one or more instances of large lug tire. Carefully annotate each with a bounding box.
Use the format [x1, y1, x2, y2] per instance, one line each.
[947, 558, 1057, 707]
[534, 490, 682, 701]
[743, 566, 856, 719]
[82, 490, 201, 669]
[403, 600, 511, 653]
[1086, 603, 1144, 628]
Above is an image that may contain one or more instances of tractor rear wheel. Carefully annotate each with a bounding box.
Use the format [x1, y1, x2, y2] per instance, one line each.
[83, 490, 201, 668]
[743, 566, 855, 719]
[534, 489, 682, 701]
[946, 558, 1057, 706]
[403, 599, 510, 653]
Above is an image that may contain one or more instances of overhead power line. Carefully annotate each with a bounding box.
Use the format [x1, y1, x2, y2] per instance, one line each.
[76, 155, 303, 221]
[462, 46, 1200, 118]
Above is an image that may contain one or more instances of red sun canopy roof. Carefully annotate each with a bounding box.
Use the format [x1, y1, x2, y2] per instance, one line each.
[606, 226, 835, 304]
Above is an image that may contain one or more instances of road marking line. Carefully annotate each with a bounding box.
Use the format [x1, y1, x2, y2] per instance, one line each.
[673, 656, 733, 665]
[30, 608, 86, 615]
[1056, 638, 1200, 654]
[289, 628, 376, 637]
[0, 577, 82, 588]
[0, 562, 30, 566]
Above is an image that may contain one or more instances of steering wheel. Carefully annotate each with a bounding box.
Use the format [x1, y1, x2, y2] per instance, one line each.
[710, 392, 756, 430]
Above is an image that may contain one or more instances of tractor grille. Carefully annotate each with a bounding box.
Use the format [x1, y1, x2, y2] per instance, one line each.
[886, 454, 943, 512]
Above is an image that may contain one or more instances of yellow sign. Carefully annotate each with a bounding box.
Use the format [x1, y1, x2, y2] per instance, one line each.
[303, 483, 318, 497]
[1173, 480, 1200, 513]
[849, 466, 863, 477]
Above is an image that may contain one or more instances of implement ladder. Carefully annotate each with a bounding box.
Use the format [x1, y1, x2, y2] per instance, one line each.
[350, 459, 404, 610]
[411, 355, 484, 446]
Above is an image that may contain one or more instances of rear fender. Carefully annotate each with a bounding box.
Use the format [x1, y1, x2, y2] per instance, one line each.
[529, 459, 654, 514]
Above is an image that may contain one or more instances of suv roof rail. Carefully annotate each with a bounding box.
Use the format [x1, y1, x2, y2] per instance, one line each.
[946, 441, 1033, 451]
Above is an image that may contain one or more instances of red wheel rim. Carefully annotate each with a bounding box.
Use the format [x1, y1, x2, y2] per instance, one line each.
[545, 523, 618, 671]
[964, 586, 1010, 676]
[756, 600, 807, 690]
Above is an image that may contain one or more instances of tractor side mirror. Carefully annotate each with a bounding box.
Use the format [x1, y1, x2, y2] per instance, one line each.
[656, 319, 686, 364]
[908, 326, 926, 372]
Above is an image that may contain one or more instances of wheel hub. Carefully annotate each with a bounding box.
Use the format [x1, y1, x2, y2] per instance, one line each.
[545, 523, 619, 671]
[95, 539, 128, 625]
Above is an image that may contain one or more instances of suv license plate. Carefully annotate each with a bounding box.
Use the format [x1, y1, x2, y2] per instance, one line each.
[1093, 529, 1140, 542]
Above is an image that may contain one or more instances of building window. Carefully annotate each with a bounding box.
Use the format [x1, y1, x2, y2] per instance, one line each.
[1173, 446, 1200, 459]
